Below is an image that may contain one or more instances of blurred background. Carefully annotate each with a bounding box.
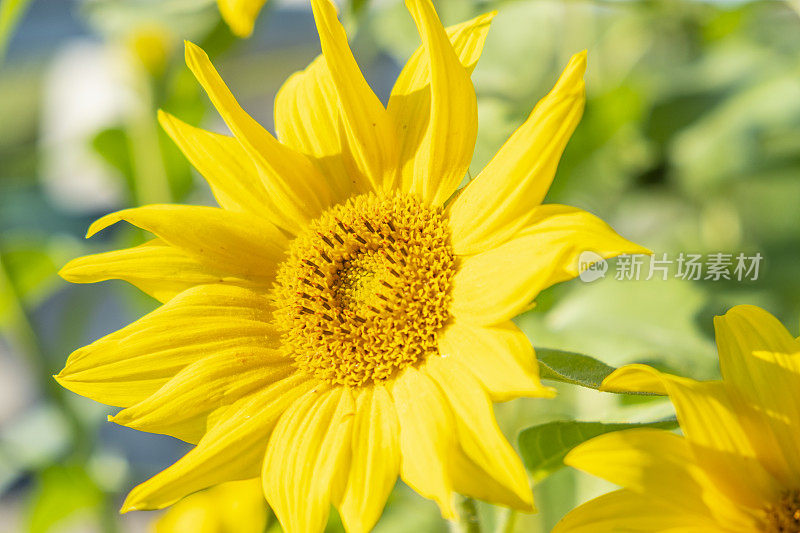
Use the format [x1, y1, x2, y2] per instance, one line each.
[1, 0, 799, 531]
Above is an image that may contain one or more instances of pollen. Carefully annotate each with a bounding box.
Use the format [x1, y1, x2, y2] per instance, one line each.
[273, 192, 456, 387]
[764, 490, 800, 533]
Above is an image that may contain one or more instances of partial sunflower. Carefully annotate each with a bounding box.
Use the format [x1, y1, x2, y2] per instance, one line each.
[153, 479, 267, 533]
[57, 0, 646, 531]
[555, 305, 800, 533]
[217, 0, 268, 38]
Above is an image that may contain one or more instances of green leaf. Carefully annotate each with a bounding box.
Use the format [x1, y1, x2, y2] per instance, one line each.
[25, 464, 103, 533]
[535, 348, 617, 390]
[518, 418, 680, 481]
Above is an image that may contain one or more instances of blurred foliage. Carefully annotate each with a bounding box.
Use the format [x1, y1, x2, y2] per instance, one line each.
[1, 0, 800, 532]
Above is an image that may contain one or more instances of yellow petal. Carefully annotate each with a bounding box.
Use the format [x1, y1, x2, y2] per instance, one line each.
[274, 55, 367, 201]
[713, 305, 800, 485]
[389, 10, 494, 173]
[389, 12, 494, 201]
[598, 362, 668, 395]
[396, 0, 477, 206]
[425, 357, 534, 511]
[337, 385, 400, 533]
[55, 285, 277, 407]
[448, 52, 587, 255]
[553, 489, 723, 533]
[59, 239, 262, 304]
[158, 111, 279, 221]
[564, 428, 752, 526]
[263, 387, 354, 533]
[601, 365, 779, 510]
[390, 367, 456, 519]
[309, 0, 398, 193]
[154, 479, 267, 533]
[217, 0, 267, 38]
[110, 350, 292, 444]
[450, 205, 648, 325]
[87, 204, 287, 282]
[437, 320, 554, 402]
[184, 41, 333, 234]
[121, 373, 313, 511]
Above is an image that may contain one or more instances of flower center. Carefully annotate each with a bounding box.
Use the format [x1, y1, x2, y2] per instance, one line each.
[764, 490, 800, 533]
[273, 192, 455, 387]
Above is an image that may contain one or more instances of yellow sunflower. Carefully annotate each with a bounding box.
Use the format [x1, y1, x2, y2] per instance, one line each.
[555, 305, 800, 533]
[56, 0, 645, 531]
[217, 0, 268, 38]
[153, 479, 266, 533]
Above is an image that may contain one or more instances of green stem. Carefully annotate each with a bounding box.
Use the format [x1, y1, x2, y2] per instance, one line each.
[495, 509, 517, 533]
[126, 63, 171, 207]
[453, 496, 481, 533]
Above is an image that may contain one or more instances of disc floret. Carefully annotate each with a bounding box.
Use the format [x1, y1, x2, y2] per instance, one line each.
[274, 193, 455, 387]
[764, 490, 800, 533]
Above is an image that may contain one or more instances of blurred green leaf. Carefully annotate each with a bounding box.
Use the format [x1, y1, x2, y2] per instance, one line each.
[0, 234, 78, 323]
[536, 348, 617, 390]
[518, 418, 679, 480]
[91, 127, 133, 185]
[25, 464, 103, 533]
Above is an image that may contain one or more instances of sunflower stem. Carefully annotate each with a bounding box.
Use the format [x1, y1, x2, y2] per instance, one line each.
[495, 509, 517, 533]
[452, 496, 481, 533]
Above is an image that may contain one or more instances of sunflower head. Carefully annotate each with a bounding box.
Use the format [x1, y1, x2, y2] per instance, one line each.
[557, 305, 800, 533]
[55, 1, 648, 531]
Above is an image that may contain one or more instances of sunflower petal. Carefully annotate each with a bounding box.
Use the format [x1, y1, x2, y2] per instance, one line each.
[565, 428, 746, 525]
[55, 285, 277, 407]
[450, 205, 648, 325]
[309, 0, 397, 193]
[121, 373, 313, 512]
[601, 365, 779, 510]
[274, 55, 366, 201]
[553, 490, 723, 533]
[389, 12, 493, 200]
[391, 367, 456, 519]
[425, 357, 534, 510]
[87, 204, 287, 281]
[263, 387, 354, 533]
[389, 10, 494, 123]
[110, 350, 292, 444]
[713, 305, 800, 485]
[398, 0, 477, 206]
[437, 320, 553, 402]
[158, 110, 277, 219]
[217, 0, 267, 38]
[448, 52, 587, 255]
[59, 239, 261, 303]
[337, 386, 400, 533]
[184, 41, 333, 233]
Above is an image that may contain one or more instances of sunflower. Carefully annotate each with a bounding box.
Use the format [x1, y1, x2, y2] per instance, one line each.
[217, 0, 268, 38]
[57, 0, 645, 531]
[555, 305, 800, 533]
